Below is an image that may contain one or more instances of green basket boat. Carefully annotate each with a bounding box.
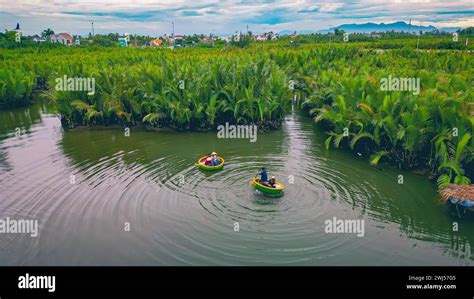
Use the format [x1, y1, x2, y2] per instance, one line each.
[251, 178, 285, 196]
[196, 156, 225, 171]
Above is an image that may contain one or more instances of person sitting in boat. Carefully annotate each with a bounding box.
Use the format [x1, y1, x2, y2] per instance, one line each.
[211, 152, 221, 166]
[268, 176, 277, 188]
[259, 167, 270, 186]
[204, 154, 213, 166]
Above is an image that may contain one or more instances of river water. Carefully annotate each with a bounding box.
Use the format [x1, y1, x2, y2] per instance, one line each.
[0, 101, 473, 265]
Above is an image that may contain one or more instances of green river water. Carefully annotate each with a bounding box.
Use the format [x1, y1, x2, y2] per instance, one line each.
[0, 101, 473, 265]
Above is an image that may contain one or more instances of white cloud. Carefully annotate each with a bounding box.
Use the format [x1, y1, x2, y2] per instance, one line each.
[0, 0, 472, 35]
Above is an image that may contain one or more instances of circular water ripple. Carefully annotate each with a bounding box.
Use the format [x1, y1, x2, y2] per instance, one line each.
[133, 114, 378, 265]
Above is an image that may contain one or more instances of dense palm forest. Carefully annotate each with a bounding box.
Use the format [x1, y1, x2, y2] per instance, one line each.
[0, 47, 289, 130]
[283, 47, 473, 188]
[0, 37, 472, 187]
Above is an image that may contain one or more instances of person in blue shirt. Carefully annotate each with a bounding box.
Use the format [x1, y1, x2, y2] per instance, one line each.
[259, 167, 270, 186]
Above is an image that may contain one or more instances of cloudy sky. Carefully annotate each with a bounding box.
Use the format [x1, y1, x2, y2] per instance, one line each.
[1, 0, 472, 36]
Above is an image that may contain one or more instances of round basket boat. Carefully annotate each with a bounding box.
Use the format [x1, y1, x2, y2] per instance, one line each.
[251, 178, 285, 196]
[196, 156, 225, 171]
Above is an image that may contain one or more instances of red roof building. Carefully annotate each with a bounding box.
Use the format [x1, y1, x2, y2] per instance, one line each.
[51, 33, 74, 45]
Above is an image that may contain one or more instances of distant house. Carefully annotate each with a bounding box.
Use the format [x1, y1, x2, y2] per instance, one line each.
[200, 36, 215, 43]
[269, 32, 280, 40]
[150, 39, 163, 46]
[168, 35, 184, 43]
[265, 31, 278, 40]
[50, 33, 73, 45]
[31, 35, 46, 43]
[253, 31, 279, 42]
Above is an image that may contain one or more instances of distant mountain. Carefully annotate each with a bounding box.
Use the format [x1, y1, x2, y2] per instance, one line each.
[438, 27, 462, 33]
[278, 21, 449, 35]
[319, 21, 437, 34]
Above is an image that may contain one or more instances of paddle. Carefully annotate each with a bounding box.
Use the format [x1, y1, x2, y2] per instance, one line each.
[252, 168, 261, 186]
[254, 168, 261, 178]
